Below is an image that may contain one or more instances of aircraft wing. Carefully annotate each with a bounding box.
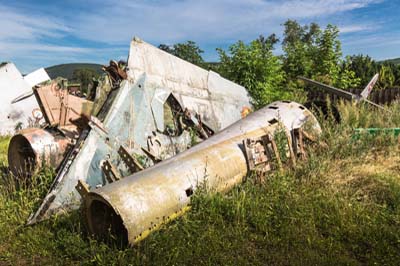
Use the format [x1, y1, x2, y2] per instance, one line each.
[363, 98, 389, 112]
[298, 76, 355, 101]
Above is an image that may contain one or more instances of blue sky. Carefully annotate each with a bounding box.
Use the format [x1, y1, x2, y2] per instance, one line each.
[0, 0, 399, 73]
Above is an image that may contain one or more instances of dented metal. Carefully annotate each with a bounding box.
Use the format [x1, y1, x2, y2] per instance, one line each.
[0, 63, 50, 135]
[2, 36, 326, 248]
[82, 101, 321, 245]
[25, 37, 252, 224]
[8, 128, 71, 177]
[8, 80, 93, 176]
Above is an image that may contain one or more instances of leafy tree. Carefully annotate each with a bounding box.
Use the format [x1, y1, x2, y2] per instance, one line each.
[282, 20, 360, 89]
[314, 24, 342, 84]
[72, 68, 99, 94]
[337, 57, 361, 89]
[343, 55, 400, 88]
[158, 41, 205, 67]
[158, 44, 174, 54]
[282, 20, 320, 81]
[217, 35, 286, 108]
[378, 64, 395, 89]
[391, 64, 400, 85]
[341, 55, 378, 85]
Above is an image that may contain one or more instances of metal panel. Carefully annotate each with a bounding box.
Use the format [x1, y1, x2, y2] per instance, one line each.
[27, 38, 252, 224]
[83, 101, 321, 245]
[150, 88, 171, 132]
[23, 68, 50, 87]
[0, 63, 47, 135]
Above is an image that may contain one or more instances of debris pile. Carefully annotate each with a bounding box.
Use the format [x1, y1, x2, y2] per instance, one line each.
[4, 37, 324, 244]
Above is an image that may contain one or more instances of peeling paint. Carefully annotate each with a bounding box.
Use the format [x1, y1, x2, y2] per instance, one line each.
[83, 101, 321, 245]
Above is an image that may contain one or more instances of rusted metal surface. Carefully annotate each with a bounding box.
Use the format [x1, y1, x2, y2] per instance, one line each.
[26, 37, 252, 224]
[7, 79, 93, 176]
[8, 128, 71, 177]
[33, 81, 93, 128]
[101, 160, 122, 183]
[82, 101, 321, 245]
[118, 145, 144, 173]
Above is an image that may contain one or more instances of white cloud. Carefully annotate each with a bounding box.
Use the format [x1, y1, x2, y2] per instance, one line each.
[0, 0, 385, 71]
[340, 24, 376, 33]
[343, 33, 400, 47]
[0, 5, 96, 71]
[0, 42, 91, 54]
[0, 5, 90, 67]
[0, 6, 70, 41]
[71, 0, 381, 44]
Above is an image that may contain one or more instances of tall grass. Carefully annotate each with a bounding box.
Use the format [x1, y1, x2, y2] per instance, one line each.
[1, 102, 400, 265]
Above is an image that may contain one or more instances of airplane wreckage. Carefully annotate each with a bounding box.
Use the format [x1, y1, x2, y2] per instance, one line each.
[4, 37, 384, 245]
[0, 62, 50, 135]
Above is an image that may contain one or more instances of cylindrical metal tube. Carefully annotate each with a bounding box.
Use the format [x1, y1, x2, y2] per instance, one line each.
[83, 101, 321, 245]
[8, 128, 71, 177]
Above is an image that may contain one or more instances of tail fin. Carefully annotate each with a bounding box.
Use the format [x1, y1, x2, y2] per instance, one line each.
[360, 73, 379, 100]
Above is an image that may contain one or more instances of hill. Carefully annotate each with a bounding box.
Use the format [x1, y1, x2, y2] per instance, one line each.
[45, 63, 103, 80]
[381, 57, 400, 65]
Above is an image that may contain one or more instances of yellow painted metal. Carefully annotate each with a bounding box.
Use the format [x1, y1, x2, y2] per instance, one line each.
[83, 101, 321, 245]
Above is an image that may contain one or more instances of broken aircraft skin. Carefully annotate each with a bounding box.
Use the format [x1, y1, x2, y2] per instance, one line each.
[8, 79, 93, 177]
[7, 38, 321, 247]
[81, 100, 321, 245]
[18, 37, 252, 225]
[299, 74, 386, 121]
[0, 63, 50, 135]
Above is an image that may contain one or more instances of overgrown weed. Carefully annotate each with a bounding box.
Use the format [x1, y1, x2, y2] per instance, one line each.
[1, 102, 400, 265]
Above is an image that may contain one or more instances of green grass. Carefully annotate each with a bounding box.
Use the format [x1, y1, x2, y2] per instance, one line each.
[1, 102, 400, 265]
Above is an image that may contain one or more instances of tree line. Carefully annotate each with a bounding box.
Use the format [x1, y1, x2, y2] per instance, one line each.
[159, 20, 400, 108]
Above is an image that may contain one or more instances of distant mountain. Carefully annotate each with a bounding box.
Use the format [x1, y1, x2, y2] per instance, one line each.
[45, 63, 103, 80]
[380, 58, 400, 65]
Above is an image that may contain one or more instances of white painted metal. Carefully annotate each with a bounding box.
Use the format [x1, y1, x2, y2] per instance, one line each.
[0, 63, 50, 135]
[27, 37, 252, 224]
[23, 67, 50, 87]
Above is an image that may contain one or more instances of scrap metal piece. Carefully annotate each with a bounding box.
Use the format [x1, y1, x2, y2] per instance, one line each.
[102, 60, 127, 87]
[75, 180, 90, 198]
[118, 146, 144, 173]
[82, 101, 321, 245]
[33, 81, 93, 128]
[8, 128, 71, 177]
[285, 129, 297, 167]
[101, 160, 121, 183]
[299, 74, 388, 112]
[0, 63, 50, 135]
[244, 135, 274, 173]
[26, 37, 252, 224]
[24, 68, 50, 87]
[8, 79, 94, 176]
[141, 146, 161, 164]
[295, 128, 307, 159]
[299, 76, 355, 100]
